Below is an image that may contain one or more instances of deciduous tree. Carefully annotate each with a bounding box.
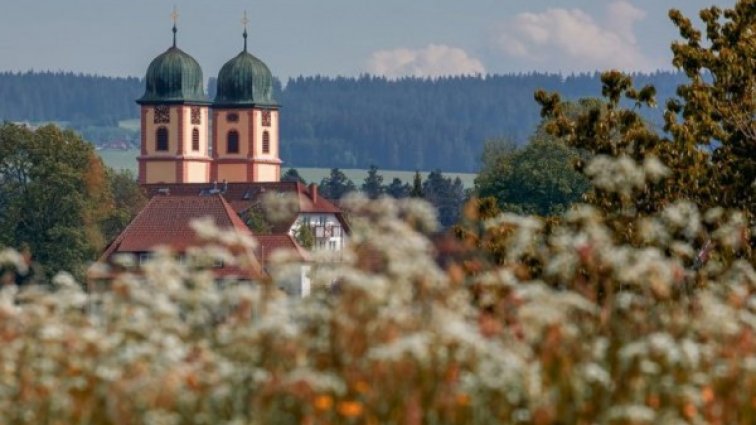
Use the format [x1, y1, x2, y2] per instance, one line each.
[0, 123, 114, 279]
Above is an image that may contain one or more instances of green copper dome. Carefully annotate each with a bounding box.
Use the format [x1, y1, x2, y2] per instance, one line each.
[138, 28, 207, 104]
[214, 33, 277, 107]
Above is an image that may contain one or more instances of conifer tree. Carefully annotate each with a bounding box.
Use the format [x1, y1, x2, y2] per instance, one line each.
[385, 178, 411, 198]
[410, 171, 423, 198]
[361, 165, 384, 199]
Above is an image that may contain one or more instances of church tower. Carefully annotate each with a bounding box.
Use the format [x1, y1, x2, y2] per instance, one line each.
[136, 18, 212, 185]
[211, 18, 281, 183]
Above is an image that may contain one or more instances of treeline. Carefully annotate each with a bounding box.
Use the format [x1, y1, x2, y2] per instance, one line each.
[283, 167, 467, 228]
[1, 71, 686, 171]
[0, 71, 141, 125]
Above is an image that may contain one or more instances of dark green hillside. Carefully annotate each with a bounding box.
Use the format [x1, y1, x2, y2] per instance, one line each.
[0, 71, 686, 172]
[0, 71, 141, 125]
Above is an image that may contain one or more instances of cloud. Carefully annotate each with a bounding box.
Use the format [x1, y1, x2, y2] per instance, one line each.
[490, 1, 655, 72]
[366, 44, 486, 78]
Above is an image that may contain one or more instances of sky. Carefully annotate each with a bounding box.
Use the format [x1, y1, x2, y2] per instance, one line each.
[0, 0, 736, 81]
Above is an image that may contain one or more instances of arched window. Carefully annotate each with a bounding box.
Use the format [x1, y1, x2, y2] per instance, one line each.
[262, 131, 270, 154]
[227, 130, 239, 154]
[192, 128, 200, 151]
[156, 127, 168, 151]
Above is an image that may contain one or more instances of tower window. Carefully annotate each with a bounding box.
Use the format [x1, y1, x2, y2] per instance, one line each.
[262, 131, 270, 154]
[227, 130, 239, 154]
[156, 127, 169, 151]
[262, 110, 271, 127]
[192, 128, 200, 151]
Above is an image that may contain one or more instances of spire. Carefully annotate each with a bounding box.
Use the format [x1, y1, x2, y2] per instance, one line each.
[242, 10, 249, 52]
[171, 6, 179, 47]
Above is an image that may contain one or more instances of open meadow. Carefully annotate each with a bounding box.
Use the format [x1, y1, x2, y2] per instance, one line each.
[98, 148, 478, 188]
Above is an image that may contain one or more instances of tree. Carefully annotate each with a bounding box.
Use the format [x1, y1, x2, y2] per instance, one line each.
[282, 168, 307, 184]
[319, 168, 356, 200]
[533, 0, 754, 250]
[385, 178, 411, 199]
[410, 171, 423, 198]
[665, 2, 755, 212]
[100, 169, 147, 242]
[475, 134, 589, 216]
[361, 165, 384, 199]
[423, 170, 467, 228]
[294, 223, 315, 249]
[0, 123, 115, 279]
[241, 204, 273, 235]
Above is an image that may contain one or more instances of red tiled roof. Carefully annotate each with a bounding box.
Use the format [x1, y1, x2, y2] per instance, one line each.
[142, 181, 349, 233]
[256, 235, 310, 263]
[100, 195, 260, 274]
[142, 182, 342, 214]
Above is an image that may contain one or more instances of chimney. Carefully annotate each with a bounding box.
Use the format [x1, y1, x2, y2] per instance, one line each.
[309, 183, 318, 203]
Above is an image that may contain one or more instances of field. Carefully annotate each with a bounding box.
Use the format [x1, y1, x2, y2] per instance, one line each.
[97, 148, 478, 188]
[118, 118, 140, 132]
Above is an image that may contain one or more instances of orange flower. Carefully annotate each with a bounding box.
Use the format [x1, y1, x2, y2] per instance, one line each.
[456, 393, 471, 407]
[683, 402, 697, 419]
[701, 386, 715, 403]
[313, 395, 333, 411]
[338, 400, 364, 417]
[354, 380, 370, 394]
[647, 394, 660, 409]
[185, 372, 200, 391]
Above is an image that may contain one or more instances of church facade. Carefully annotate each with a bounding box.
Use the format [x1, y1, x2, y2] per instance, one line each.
[136, 24, 281, 185]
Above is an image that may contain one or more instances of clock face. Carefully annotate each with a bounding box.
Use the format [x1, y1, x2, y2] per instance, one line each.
[262, 110, 271, 127]
[227, 113, 239, 123]
[154, 105, 170, 124]
[190, 107, 201, 125]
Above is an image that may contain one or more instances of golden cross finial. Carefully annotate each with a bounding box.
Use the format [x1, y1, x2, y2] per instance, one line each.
[171, 6, 179, 46]
[242, 10, 249, 51]
[242, 10, 249, 30]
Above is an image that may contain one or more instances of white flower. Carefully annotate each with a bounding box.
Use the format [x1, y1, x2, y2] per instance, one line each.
[0, 248, 28, 275]
[642, 155, 669, 182]
[608, 405, 656, 423]
[585, 154, 645, 197]
[190, 216, 220, 240]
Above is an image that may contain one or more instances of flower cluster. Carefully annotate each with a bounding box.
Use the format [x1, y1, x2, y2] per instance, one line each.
[0, 164, 753, 424]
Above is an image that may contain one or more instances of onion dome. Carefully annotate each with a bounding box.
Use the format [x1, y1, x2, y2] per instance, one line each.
[214, 29, 277, 107]
[137, 25, 207, 104]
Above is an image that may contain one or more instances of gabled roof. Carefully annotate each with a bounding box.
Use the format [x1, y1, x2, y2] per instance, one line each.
[141, 181, 349, 233]
[256, 234, 310, 263]
[101, 194, 253, 258]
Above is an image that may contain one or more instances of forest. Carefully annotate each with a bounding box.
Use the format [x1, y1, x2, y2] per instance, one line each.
[0, 70, 687, 172]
